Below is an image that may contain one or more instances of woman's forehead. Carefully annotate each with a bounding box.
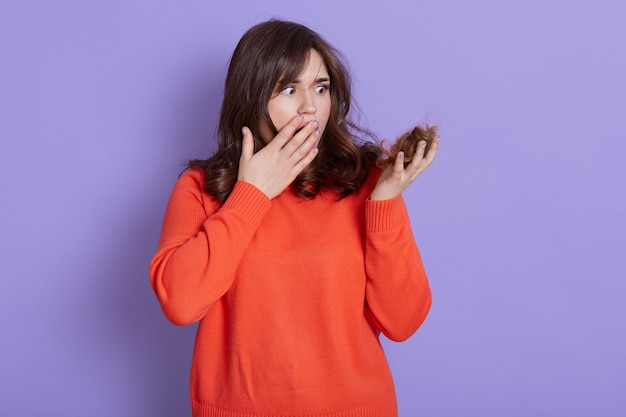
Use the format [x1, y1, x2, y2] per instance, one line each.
[278, 49, 329, 82]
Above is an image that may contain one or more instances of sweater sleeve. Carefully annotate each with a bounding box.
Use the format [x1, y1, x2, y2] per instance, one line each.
[149, 170, 271, 325]
[363, 195, 432, 342]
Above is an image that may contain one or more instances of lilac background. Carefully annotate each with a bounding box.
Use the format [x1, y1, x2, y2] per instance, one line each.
[1, 1, 624, 416]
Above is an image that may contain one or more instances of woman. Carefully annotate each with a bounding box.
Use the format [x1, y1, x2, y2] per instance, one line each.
[150, 19, 438, 417]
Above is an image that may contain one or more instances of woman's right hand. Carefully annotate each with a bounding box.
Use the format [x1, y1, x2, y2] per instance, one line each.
[238, 114, 320, 199]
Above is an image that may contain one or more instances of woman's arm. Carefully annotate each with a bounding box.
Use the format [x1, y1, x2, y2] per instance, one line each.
[363, 195, 432, 341]
[149, 170, 271, 325]
[363, 133, 438, 340]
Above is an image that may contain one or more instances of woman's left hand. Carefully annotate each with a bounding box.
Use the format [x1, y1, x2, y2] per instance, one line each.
[370, 136, 439, 201]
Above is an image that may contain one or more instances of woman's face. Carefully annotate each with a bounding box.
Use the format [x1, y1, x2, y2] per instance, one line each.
[259, 49, 331, 144]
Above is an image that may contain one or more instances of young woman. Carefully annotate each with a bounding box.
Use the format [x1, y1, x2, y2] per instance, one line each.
[150, 19, 438, 417]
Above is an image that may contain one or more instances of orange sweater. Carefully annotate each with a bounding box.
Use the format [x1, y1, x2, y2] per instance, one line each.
[149, 168, 432, 417]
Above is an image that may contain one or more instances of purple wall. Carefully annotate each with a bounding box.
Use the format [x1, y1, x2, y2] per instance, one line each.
[1, 1, 624, 416]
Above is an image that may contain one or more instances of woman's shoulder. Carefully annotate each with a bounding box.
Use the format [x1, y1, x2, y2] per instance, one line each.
[173, 167, 205, 192]
[169, 167, 224, 215]
[172, 168, 216, 203]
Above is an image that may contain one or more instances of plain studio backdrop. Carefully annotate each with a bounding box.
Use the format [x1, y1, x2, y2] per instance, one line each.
[1, 1, 624, 416]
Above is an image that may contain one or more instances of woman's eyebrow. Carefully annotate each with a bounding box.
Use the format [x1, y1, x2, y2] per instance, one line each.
[277, 76, 330, 85]
[292, 77, 330, 84]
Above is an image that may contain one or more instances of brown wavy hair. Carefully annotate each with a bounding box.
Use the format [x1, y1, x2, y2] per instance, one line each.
[189, 19, 380, 203]
[377, 124, 439, 168]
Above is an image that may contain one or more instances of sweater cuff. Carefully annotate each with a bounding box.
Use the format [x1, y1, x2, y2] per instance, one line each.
[222, 181, 271, 228]
[365, 195, 409, 233]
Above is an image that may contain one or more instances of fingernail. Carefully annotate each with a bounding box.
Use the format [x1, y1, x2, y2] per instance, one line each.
[241, 126, 247, 134]
[420, 140, 427, 147]
[298, 114, 304, 120]
[314, 129, 320, 135]
[312, 120, 319, 127]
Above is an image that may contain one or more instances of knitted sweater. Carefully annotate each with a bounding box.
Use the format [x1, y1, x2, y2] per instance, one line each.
[149, 168, 432, 417]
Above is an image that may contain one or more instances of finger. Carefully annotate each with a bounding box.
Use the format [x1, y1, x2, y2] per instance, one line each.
[240, 126, 254, 161]
[405, 140, 426, 170]
[424, 136, 439, 163]
[283, 119, 319, 154]
[415, 140, 428, 161]
[408, 137, 439, 180]
[290, 146, 320, 175]
[393, 151, 406, 175]
[268, 114, 305, 150]
[288, 123, 320, 160]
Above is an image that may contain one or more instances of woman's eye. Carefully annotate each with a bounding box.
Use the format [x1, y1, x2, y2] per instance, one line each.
[315, 85, 329, 94]
[281, 87, 296, 95]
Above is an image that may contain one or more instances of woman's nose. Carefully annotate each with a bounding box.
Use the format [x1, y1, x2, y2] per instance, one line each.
[298, 92, 316, 114]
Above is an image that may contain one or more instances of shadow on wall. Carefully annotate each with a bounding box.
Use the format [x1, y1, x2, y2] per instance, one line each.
[82, 58, 224, 416]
